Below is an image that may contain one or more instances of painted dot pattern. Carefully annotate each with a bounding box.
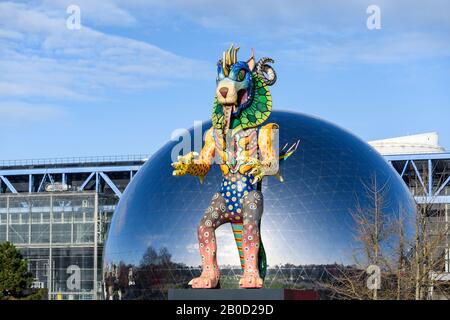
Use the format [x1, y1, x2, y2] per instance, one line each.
[196, 186, 264, 286]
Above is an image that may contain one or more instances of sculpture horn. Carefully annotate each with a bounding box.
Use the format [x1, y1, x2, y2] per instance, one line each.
[256, 57, 277, 86]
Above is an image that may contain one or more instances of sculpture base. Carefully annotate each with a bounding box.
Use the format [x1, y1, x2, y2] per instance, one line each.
[168, 288, 319, 300]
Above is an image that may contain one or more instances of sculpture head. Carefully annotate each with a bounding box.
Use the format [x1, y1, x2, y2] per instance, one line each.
[216, 45, 254, 117]
[213, 44, 277, 134]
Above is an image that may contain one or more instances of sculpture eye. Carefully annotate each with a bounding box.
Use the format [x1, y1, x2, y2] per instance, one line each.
[237, 69, 246, 82]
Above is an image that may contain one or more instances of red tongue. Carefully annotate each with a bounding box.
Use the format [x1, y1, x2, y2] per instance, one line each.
[239, 90, 248, 106]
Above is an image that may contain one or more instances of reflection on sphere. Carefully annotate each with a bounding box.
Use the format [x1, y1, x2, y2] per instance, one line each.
[103, 111, 415, 300]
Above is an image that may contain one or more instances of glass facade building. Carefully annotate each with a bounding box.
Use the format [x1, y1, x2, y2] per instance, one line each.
[0, 192, 115, 300]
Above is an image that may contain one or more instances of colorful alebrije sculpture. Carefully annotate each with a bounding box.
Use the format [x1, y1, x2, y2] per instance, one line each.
[172, 45, 298, 289]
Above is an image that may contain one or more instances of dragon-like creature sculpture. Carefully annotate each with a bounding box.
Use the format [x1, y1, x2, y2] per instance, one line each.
[172, 45, 298, 289]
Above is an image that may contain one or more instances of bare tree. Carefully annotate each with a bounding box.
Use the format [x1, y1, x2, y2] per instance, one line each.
[322, 176, 400, 300]
[322, 161, 450, 300]
[409, 160, 450, 300]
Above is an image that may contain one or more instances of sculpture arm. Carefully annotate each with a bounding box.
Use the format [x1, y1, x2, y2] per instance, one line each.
[246, 123, 280, 184]
[257, 123, 280, 176]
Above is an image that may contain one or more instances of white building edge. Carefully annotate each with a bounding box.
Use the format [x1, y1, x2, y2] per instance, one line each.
[369, 132, 446, 155]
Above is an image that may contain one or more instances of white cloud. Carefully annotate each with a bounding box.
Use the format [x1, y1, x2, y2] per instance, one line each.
[114, 0, 450, 66]
[0, 28, 24, 40]
[0, 2, 209, 101]
[41, 0, 137, 27]
[1, 0, 448, 103]
[279, 32, 450, 66]
[0, 102, 66, 122]
[118, 0, 450, 32]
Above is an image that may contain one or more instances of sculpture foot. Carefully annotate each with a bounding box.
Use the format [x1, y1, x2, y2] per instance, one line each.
[239, 273, 263, 289]
[188, 271, 220, 289]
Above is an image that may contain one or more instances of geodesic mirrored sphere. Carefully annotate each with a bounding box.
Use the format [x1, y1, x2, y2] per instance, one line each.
[103, 111, 415, 299]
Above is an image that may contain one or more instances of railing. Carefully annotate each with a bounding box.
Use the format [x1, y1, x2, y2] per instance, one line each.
[0, 154, 150, 168]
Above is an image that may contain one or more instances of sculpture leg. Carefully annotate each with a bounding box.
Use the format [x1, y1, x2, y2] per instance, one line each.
[189, 193, 228, 289]
[239, 190, 264, 288]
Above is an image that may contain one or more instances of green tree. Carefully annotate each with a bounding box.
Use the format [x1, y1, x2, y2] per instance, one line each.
[0, 242, 33, 299]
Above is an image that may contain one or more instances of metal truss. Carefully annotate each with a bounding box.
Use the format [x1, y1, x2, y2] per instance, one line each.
[385, 152, 450, 204]
[0, 159, 146, 198]
[1, 152, 449, 202]
[0, 176, 17, 193]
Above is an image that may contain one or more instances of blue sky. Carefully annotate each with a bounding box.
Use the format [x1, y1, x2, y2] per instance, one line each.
[1, 0, 449, 159]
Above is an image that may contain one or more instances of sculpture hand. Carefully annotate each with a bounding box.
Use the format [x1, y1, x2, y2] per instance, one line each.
[244, 157, 265, 184]
[171, 152, 198, 176]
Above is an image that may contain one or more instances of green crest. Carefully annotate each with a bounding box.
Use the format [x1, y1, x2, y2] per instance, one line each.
[212, 72, 272, 135]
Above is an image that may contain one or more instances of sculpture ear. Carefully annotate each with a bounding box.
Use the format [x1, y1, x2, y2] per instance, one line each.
[247, 48, 255, 71]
